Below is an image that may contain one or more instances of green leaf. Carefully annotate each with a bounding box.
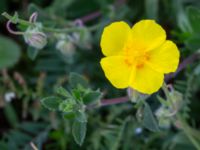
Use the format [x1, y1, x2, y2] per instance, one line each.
[175, 0, 192, 33]
[63, 112, 76, 120]
[72, 121, 87, 146]
[142, 103, 159, 132]
[187, 6, 200, 33]
[55, 86, 71, 98]
[185, 34, 200, 50]
[41, 96, 62, 111]
[69, 72, 88, 88]
[157, 95, 170, 106]
[27, 46, 39, 60]
[4, 104, 19, 128]
[75, 111, 87, 123]
[72, 88, 82, 101]
[0, 36, 21, 69]
[59, 100, 75, 112]
[10, 12, 19, 23]
[83, 90, 102, 104]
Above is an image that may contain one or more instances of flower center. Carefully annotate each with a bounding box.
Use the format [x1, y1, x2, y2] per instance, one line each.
[123, 42, 150, 69]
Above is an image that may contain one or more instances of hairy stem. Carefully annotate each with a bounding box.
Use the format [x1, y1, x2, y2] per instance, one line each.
[2, 12, 99, 33]
[100, 96, 129, 107]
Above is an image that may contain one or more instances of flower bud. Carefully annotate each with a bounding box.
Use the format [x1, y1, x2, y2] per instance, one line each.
[169, 89, 183, 111]
[127, 87, 148, 103]
[155, 107, 171, 128]
[23, 25, 47, 49]
[72, 28, 92, 49]
[56, 40, 76, 63]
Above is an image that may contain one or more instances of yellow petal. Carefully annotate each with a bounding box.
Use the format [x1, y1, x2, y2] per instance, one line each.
[100, 21, 131, 56]
[100, 56, 132, 88]
[130, 65, 164, 94]
[147, 40, 180, 73]
[131, 20, 166, 51]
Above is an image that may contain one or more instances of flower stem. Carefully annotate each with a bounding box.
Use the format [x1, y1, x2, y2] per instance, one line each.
[2, 12, 100, 33]
[100, 96, 129, 106]
[2, 12, 33, 26]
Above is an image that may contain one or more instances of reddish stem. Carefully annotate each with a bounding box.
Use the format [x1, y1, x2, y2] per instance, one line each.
[101, 96, 129, 106]
[80, 11, 101, 23]
[79, 0, 127, 23]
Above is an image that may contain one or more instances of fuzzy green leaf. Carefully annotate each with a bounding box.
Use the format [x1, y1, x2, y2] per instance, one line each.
[75, 111, 87, 123]
[69, 72, 88, 88]
[27, 46, 39, 60]
[59, 100, 75, 112]
[63, 112, 76, 120]
[72, 121, 87, 146]
[0, 36, 21, 69]
[55, 86, 71, 98]
[41, 96, 62, 111]
[83, 90, 102, 104]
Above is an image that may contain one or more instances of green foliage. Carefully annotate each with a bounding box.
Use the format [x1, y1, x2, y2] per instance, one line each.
[187, 7, 200, 33]
[0, 35, 20, 69]
[83, 90, 102, 105]
[72, 121, 87, 146]
[1, 0, 200, 149]
[1, 122, 49, 150]
[40, 73, 102, 145]
[185, 6, 200, 50]
[69, 72, 89, 88]
[142, 102, 159, 132]
[41, 96, 63, 111]
[27, 46, 40, 60]
[55, 86, 71, 98]
[3, 104, 19, 128]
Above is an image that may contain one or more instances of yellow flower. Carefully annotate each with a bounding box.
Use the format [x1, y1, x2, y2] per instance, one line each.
[100, 20, 180, 94]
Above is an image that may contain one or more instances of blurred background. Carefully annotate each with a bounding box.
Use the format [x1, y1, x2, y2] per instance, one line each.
[0, 0, 200, 149]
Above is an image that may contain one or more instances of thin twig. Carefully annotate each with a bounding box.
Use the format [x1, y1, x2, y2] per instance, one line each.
[80, 11, 101, 23]
[79, 0, 127, 23]
[100, 96, 129, 107]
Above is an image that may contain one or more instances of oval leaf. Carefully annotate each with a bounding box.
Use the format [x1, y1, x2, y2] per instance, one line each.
[83, 90, 102, 104]
[142, 103, 159, 132]
[0, 36, 21, 69]
[41, 96, 62, 111]
[69, 72, 88, 88]
[72, 121, 87, 146]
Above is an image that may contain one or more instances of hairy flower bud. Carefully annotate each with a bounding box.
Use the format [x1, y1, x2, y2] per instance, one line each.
[23, 25, 47, 49]
[56, 39, 76, 63]
[72, 28, 92, 49]
[127, 87, 148, 103]
[155, 107, 171, 128]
